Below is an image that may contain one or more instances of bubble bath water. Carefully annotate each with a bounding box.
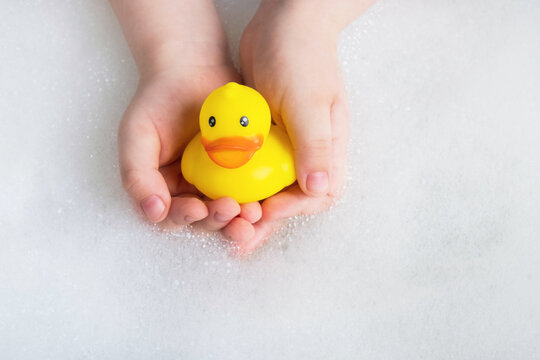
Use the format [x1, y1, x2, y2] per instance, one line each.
[0, 0, 539, 358]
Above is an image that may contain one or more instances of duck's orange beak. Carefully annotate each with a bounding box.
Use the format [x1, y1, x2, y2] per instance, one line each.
[202, 135, 263, 169]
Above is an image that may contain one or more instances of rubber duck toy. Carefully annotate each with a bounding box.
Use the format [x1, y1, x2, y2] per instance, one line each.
[181, 82, 296, 204]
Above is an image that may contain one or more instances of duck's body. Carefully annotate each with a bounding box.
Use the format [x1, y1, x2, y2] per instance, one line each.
[182, 125, 295, 203]
[180, 82, 296, 203]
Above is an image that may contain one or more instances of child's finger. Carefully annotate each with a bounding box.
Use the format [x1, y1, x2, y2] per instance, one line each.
[118, 113, 171, 223]
[262, 185, 332, 221]
[239, 202, 263, 223]
[281, 94, 333, 198]
[222, 217, 255, 247]
[167, 196, 208, 226]
[193, 197, 241, 231]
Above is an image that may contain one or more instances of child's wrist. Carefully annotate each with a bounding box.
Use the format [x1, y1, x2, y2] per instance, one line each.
[137, 39, 230, 79]
[112, 0, 231, 80]
[258, 0, 356, 36]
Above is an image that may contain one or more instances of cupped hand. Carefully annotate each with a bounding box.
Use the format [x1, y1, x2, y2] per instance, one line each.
[118, 64, 262, 231]
[223, 2, 351, 255]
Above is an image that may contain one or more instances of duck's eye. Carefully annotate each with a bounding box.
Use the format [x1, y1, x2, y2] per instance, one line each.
[209, 116, 216, 127]
[240, 116, 249, 127]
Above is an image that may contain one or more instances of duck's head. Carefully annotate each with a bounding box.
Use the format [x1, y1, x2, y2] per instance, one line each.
[199, 82, 271, 169]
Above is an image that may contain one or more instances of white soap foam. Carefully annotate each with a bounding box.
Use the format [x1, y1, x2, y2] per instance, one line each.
[0, 0, 539, 358]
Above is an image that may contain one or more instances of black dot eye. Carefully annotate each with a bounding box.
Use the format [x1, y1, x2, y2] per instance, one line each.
[240, 116, 249, 127]
[209, 116, 216, 127]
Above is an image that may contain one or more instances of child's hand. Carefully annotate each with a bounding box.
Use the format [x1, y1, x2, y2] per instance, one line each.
[113, 0, 262, 231]
[223, 0, 374, 254]
[119, 65, 249, 229]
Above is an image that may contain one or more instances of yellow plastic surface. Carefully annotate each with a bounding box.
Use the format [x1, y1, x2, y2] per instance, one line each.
[181, 82, 296, 203]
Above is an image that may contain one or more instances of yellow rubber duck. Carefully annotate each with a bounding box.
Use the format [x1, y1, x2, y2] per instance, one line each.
[181, 82, 296, 204]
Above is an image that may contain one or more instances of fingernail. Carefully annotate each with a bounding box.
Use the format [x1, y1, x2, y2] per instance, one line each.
[306, 171, 329, 195]
[214, 212, 230, 222]
[140, 195, 165, 222]
[184, 215, 196, 223]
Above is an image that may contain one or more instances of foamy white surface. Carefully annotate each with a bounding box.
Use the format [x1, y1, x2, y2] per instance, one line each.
[1, 0, 539, 358]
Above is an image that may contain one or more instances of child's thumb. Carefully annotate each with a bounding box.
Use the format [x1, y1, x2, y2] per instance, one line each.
[284, 101, 332, 197]
[121, 168, 170, 223]
[118, 116, 171, 223]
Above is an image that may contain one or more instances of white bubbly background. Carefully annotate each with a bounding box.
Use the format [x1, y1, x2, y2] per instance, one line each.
[1, 0, 539, 359]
